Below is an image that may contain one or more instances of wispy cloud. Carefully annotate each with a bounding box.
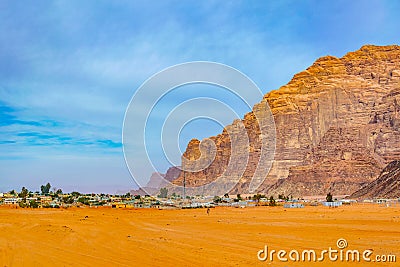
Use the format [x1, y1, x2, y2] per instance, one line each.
[0, 100, 121, 159]
[0, 0, 399, 192]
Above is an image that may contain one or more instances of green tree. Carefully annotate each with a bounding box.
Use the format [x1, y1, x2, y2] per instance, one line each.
[213, 196, 222, 203]
[19, 201, 28, 208]
[56, 189, 63, 195]
[278, 194, 289, 200]
[29, 200, 39, 208]
[71, 191, 81, 197]
[159, 188, 168, 198]
[252, 193, 265, 205]
[62, 196, 74, 204]
[40, 182, 51, 195]
[236, 194, 242, 201]
[77, 196, 90, 205]
[269, 196, 276, 206]
[224, 193, 229, 198]
[326, 192, 333, 202]
[19, 187, 29, 198]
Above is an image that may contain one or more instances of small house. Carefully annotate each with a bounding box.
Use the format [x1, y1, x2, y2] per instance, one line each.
[322, 201, 342, 207]
[283, 203, 304, 208]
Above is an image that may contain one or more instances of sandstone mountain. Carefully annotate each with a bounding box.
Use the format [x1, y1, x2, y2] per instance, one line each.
[132, 168, 181, 196]
[350, 160, 400, 199]
[169, 45, 400, 197]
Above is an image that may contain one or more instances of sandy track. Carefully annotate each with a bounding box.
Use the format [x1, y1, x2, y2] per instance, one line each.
[0, 204, 399, 266]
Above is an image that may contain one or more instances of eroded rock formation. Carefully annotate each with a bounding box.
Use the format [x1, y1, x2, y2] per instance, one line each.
[170, 45, 400, 197]
[350, 160, 400, 199]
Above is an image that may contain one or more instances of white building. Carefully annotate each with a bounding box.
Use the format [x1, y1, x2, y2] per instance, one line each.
[4, 198, 18, 205]
[322, 201, 342, 207]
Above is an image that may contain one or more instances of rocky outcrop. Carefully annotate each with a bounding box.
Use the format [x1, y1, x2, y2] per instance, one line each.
[146, 172, 166, 189]
[350, 160, 400, 199]
[133, 168, 181, 196]
[263, 45, 400, 197]
[164, 166, 182, 183]
[129, 187, 148, 196]
[171, 45, 400, 197]
[129, 172, 163, 195]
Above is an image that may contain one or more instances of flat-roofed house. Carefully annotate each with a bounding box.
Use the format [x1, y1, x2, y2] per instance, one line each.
[4, 198, 18, 205]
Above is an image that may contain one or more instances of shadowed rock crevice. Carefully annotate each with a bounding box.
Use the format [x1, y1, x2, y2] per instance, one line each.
[165, 45, 400, 197]
[350, 160, 400, 199]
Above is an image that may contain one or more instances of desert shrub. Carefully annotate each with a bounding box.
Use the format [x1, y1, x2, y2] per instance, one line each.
[19, 201, 28, 208]
[29, 200, 39, 208]
[77, 196, 90, 206]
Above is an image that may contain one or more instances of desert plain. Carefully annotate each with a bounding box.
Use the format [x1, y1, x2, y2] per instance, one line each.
[0, 204, 399, 267]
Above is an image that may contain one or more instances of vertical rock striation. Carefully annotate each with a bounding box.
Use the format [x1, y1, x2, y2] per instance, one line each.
[170, 45, 400, 197]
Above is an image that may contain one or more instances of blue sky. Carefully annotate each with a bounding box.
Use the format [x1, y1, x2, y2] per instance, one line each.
[1, 0, 399, 193]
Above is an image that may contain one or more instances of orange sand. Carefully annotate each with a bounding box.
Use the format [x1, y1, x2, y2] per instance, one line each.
[0, 204, 399, 266]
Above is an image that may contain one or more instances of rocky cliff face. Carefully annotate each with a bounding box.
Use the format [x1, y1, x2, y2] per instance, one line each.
[172, 45, 400, 197]
[350, 160, 400, 199]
